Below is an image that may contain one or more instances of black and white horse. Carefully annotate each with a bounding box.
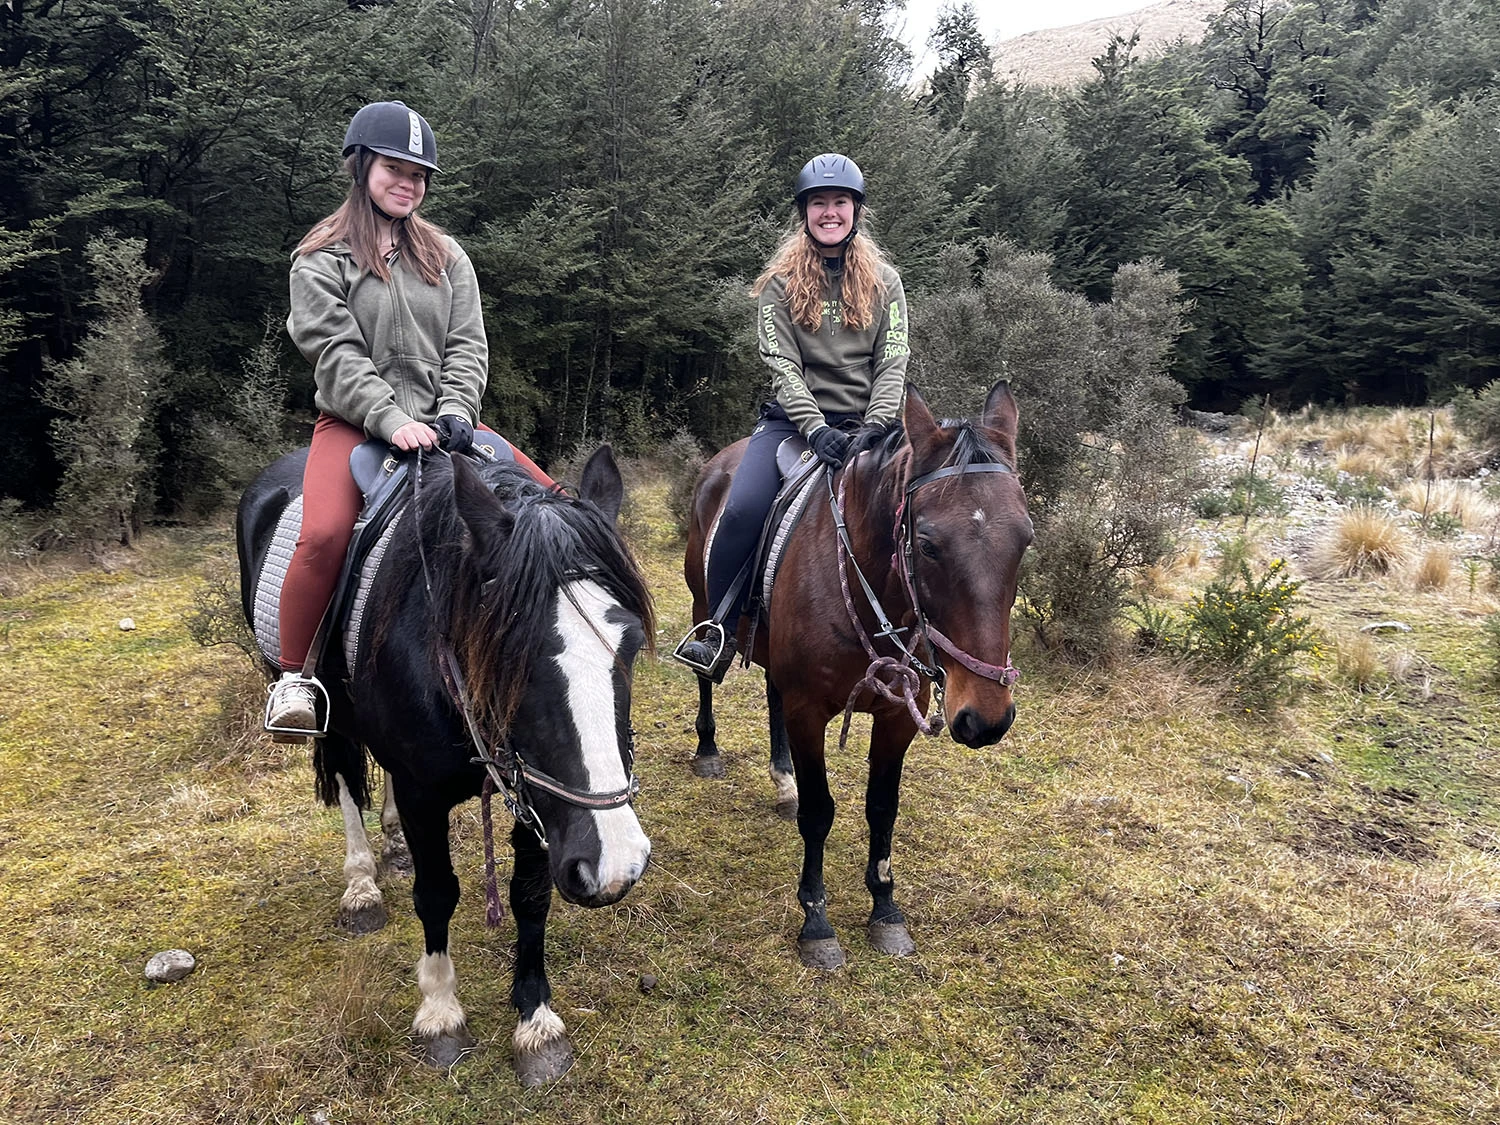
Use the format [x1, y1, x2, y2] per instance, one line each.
[236, 447, 653, 1083]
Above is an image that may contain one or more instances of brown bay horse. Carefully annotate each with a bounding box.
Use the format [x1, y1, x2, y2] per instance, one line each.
[684, 381, 1032, 967]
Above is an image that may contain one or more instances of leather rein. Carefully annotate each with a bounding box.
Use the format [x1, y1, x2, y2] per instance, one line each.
[828, 453, 1021, 744]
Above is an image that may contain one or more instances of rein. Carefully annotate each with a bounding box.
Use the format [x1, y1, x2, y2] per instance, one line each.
[828, 453, 1021, 746]
[411, 452, 640, 922]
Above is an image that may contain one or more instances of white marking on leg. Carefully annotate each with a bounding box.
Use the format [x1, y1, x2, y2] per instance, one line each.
[877, 858, 893, 884]
[513, 1002, 567, 1053]
[770, 765, 798, 805]
[554, 581, 651, 895]
[413, 951, 467, 1037]
[336, 775, 382, 914]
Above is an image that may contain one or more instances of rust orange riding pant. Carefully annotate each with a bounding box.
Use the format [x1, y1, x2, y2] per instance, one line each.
[277, 414, 554, 671]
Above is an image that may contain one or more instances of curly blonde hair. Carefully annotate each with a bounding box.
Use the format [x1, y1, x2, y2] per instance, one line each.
[294, 151, 452, 285]
[751, 209, 892, 331]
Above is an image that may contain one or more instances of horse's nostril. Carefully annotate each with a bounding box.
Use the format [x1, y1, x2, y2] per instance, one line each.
[565, 859, 597, 897]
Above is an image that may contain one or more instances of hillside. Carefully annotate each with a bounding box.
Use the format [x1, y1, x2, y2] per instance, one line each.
[993, 0, 1221, 87]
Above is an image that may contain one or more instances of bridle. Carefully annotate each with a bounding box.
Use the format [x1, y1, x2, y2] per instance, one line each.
[828, 450, 1021, 743]
[894, 462, 1023, 688]
[411, 452, 640, 850]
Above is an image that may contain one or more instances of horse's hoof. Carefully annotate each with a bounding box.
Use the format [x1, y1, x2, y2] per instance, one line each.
[867, 921, 916, 957]
[798, 937, 846, 970]
[420, 1026, 477, 1069]
[336, 901, 388, 935]
[691, 755, 726, 779]
[774, 797, 798, 821]
[515, 1036, 575, 1087]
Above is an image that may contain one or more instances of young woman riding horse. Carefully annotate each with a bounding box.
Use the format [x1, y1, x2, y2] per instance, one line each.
[673, 152, 909, 680]
[686, 380, 1030, 968]
[267, 100, 550, 736]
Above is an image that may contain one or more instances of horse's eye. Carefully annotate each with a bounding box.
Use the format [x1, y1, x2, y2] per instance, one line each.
[917, 537, 939, 560]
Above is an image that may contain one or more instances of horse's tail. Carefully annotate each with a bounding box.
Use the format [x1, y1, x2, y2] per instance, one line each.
[313, 733, 372, 810]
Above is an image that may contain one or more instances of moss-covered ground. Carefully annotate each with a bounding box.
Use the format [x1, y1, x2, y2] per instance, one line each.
[2, 472, 1499, 1124]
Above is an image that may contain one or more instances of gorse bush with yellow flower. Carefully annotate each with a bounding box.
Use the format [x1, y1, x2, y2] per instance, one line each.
[1134, 559, 1321, 703]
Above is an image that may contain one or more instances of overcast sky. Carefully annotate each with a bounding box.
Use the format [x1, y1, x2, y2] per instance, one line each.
[894, 0, 1145, 76]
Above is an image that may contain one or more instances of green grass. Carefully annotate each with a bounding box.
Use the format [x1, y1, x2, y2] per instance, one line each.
[3, 481, 1500, 1123]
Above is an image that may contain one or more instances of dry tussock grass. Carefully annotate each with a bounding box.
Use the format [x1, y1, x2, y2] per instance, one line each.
[1409, 545, 1455, 591]
[1311, 506, 1413, 578]
[1396, 478, 1499, 528]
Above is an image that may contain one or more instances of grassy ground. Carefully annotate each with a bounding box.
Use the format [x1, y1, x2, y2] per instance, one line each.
[3, 450, 1500, 1124]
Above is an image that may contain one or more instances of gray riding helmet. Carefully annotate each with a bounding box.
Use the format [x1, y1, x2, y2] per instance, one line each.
[794, 153, 865, 207]
[342, 101, 440, 173]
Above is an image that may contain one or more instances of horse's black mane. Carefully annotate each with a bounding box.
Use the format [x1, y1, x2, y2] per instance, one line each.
[382, 454, 653, 729]
[856, 414, 1012, 475]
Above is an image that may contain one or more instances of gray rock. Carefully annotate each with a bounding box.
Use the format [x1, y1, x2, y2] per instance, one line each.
[1359, 621, 1412, 634]
[144, 949, 196, 983]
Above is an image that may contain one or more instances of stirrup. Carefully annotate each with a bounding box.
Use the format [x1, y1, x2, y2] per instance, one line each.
[263, 673, 331, 742]
[672, 622, 737, 683]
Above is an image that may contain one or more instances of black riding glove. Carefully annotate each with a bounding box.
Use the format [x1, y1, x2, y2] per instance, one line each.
[434, 415, 474, 454]
[809, 425, 852, 467]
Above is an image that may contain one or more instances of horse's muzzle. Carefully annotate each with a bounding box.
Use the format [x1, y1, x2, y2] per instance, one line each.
[949, 702, 1016, 748]
[554, 843, 651, 908]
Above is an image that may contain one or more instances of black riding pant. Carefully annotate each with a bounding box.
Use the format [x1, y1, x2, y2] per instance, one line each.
[705, 403, 858, 632]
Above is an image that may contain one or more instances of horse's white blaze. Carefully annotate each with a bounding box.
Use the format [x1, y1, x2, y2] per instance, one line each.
[554, 579, 651, 892]
[336, 775, 382, 912]
[413, 952, 467, 1036]
[513, 1002, 567, 1051]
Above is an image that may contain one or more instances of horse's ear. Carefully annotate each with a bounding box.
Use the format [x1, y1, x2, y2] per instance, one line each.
[902, 382, 942, 457]
[980, 379, 1019, 464]
[578, 444, 624, 524]
[452, 453, 513, 554]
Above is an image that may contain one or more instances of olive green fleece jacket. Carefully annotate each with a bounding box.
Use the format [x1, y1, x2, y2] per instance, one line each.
[756, 261, 910, 436]
[286, 237, 486, 443]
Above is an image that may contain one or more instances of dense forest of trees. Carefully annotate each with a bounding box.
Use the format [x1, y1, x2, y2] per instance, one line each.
[1, 0, 1497, 519]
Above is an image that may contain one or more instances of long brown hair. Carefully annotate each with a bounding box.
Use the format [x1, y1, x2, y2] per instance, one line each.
[293, 151, 452, 284]
[751, 209, 892, 331]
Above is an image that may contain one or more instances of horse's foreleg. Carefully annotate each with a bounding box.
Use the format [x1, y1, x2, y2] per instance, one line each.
[786, 710, 843, 969]
[510, 823, 573, 1086]
[864, 714, 918, 957]
[334, 772, 388, 934]
[690, 676, 725, 778]
[378, 771, 412, 876]
[401, 797, 475, 1068]
[766, 675, 797, 820]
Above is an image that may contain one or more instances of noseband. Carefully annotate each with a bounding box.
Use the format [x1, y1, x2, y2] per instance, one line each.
[895, 463, 1023, 688]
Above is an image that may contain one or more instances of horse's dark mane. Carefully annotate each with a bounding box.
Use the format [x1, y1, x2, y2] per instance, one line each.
[859, 415, 1012, 477]
[385, 455, 654, 732]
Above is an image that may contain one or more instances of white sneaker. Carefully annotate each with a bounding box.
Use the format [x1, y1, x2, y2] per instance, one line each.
[266, 672, 318, 736]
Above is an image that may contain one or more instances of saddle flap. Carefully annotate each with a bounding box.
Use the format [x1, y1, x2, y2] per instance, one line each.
[349, 439, 406, 513]
[775, 434, 814, 481]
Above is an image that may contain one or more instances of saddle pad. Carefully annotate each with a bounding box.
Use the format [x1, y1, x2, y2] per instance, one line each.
[760, 470, 821, 611]
[251, 498, 401, 675]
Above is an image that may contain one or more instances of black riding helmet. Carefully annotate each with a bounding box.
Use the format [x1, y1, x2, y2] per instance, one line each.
[342, 101, 440, 173]
[795, 152, 864, 253]
[794, 153, 865, 207]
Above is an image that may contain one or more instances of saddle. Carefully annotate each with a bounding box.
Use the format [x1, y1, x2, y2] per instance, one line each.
[251, 436, 516, 679]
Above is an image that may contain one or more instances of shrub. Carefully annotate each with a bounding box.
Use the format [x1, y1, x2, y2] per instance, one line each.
[1192, 489, 1230, 519]
[660, 428, 707, 540]
[41, 234, 168, 553]
[1176, 559, 1320, 702]
[1453, 380, 1500, 453]
[1224, 472, 1287, 517]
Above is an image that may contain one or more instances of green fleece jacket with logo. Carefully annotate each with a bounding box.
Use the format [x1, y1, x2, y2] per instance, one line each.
[286, 237, 486, 442]
[757, 261, 910, 436]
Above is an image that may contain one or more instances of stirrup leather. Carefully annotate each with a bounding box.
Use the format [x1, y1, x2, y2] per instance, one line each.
[672, 621, 736, 682]
[263, 673, 331, 740]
